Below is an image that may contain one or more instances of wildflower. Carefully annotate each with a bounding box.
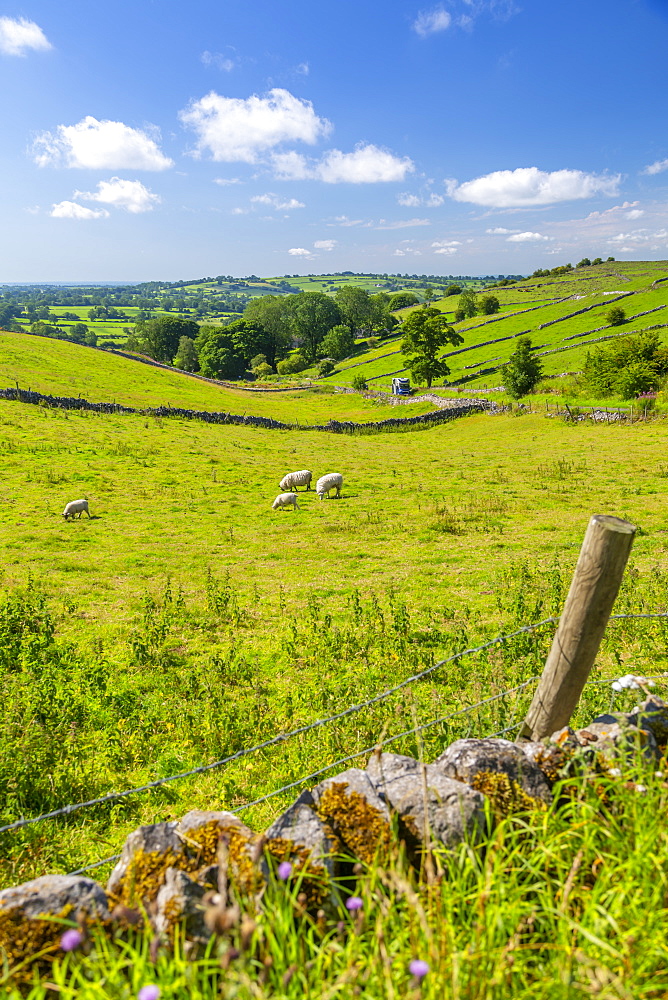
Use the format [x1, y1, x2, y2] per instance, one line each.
[409, 959, 430, 979]
[611, 674, 655, 692]
[60, 929, 83, 952]
[277, 861, 293, 880]
[345, 896, 363, 912]
[138, 987, 160, 1000]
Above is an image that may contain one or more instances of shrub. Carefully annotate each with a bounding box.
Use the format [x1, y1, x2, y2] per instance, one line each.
[351, 374, 368, 391]
[317, 357, 337, 377]
[606, 306, 626, 326]
[253, 362, 274, 378]
[277, 352, 308, 375]
[479, 294, 500, 315]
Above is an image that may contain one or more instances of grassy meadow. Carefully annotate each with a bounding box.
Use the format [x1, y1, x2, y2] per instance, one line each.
[2, 283, 668, 998]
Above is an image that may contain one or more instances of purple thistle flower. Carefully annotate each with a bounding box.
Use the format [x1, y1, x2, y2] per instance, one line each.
[138, 987, 160, 1000]
[345, 896, 363, 912]
[277, 861, 293, 880]
[409, 959, 430, 979]
[60, 929, 83, 952]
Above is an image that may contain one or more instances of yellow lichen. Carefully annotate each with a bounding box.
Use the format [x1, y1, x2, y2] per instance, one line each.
[471, 771, 545, 818]
[0, 903, 101, 984]
[265, 837, 329, 909]
[316, 782, 391, 864]
[111, 847, 186, 908]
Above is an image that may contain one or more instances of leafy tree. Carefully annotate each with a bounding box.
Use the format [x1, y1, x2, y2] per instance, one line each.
[389, 292, 420, 310]
[400, 306, 463, 388]
[291, 292, 341, 361]
[445, 284, 462, 296]
[320, 324, 356, 360]
[606, 306, 626, 326]
[478, 294, 500, 315]
[242, 296, 294, 369]
[591, 257, 604, 266]
[502, 336, 544, 398]
[583, 331, 668, 399]
[173, 336, 199, 372]
[130, 316, 199, 364]
[253, 362, 274, 379]
[457, 289, 477, 320]
[195, 326, 246, 380]
[423, 285, 435, 305]
[351, 374, 368, 390]
[576, 258, 592, 268]
[334, 286, 374, 334]
[225, 318, 282, 370]
[317, 357, 337, 377]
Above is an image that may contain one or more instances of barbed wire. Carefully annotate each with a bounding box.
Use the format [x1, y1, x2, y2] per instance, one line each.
[0, 616, 559, 836]
[68, 676, 537, 876]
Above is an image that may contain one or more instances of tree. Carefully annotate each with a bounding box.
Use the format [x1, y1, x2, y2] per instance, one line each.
[173, 336, 199, 372]
[478, 294, 500, 315]
[276, 352, 308, 375]
[457, 289, 477, 320]
[445, 284, 462, 297]
[130, 316, 199, 364]
[606, 306, 626, 326]
[501, 337, 544, 398]
[194, 326, 246, 380]
[291, 292, 341, 361]
[351, 374, 368, 390]
[242, 296, 294, 369]
[320, 324, 356, 360]
[423, 285, 435, 305]
[400, 306, 464, 388]
[389, 292, 420, 310]
[583, 331, 668, 399]
[576, 258, 592, 268]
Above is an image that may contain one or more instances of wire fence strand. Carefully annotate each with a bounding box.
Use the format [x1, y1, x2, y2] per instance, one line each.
[0, 616, 559, 836]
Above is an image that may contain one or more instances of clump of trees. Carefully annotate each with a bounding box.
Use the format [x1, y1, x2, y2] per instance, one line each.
[400, 306, 463, 388]
[453, 290, 500, 321]
[606, 306, 626, 326]
[583, 332, 668, 399]
[502, 337, 544, 399]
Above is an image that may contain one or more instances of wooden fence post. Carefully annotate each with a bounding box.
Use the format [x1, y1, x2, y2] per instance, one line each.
[520, 515, 636, 741]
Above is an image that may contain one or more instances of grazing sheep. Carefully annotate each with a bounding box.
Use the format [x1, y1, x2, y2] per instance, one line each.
[272, 492, 300, 512]
[279, 469, 313, 492]
[62, 499, 90, 520]
[316, 473, 343, 500]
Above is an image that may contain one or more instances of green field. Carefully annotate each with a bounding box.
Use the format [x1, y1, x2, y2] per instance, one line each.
[2, 267, 668, 997]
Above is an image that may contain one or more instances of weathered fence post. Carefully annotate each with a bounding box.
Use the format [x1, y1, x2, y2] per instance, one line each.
[520, 514, 636, 741]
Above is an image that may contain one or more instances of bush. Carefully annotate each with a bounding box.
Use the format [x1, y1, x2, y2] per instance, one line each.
[317, 357, 337, 377]
[606, 306, 626, 326]
[276, 352, 308, 375]
[478, 294, 500, 316]
[351, 374, 368, 391]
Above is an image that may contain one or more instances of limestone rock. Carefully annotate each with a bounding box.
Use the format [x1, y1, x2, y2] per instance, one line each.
[264, 800, 337, 875]
[632, 696, 668, 745]
[575, 721, 659, 762]
[306, 768, 391, 863]
[435, 738, 552, 803]
[107, 821, 185, 905]
[152, 868, 207, 942]
[0, 875, 110, 973]
[367, 752, 487, 848]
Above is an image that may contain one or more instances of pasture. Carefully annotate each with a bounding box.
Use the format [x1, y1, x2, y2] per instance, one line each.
[1, 393, 668, 890]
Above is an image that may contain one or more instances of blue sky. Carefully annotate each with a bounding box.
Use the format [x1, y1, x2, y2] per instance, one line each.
[1, 0, 667, 281]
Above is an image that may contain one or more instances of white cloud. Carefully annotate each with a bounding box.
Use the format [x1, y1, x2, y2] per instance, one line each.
[433, 246, 458, 255]
[0, 16, 51, 56]
[330, 215, 366, 227]
[296, 62, 309, 75]
[642, 158, 668, 176]
[50, 201, 109, 220]
[201, 50, 235, 71]
[179, 88, 331, 163]
[272, 144, 413, 183]
[486, 226, 519, 234]
[398, 191, 444, 206]
[288, 247, 313, 257]
[412, 7, 452, 37]
[626, 208, 644, 220]
[375, 217, 429, 229]
[506, 231, 551, 242]
[32, 116, 173, 170]
[213, 177, 242, 185]
[314, 239, 336, 250]
[393, 247, 422, 256]
[74, 177, 160, 213]
[432, 239, 461, 247]
[317, 144, 414, 183]
[449, 167, 620, 207]
[251, 192, 305, 210]
[231, 207, 248, 215]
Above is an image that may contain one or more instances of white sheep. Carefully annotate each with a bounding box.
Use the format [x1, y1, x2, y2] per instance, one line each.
[279, 469, 312, 492]
[272, 492, 300, 512]
[62, 499, 90, 520]
[316, 473, 343, 500]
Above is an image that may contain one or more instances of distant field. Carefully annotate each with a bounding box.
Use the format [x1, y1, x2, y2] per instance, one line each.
[0, 331, 437, 422]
